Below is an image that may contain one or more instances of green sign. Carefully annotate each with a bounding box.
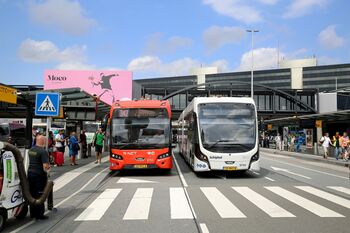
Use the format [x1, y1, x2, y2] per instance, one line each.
[6, 159, 12, 181]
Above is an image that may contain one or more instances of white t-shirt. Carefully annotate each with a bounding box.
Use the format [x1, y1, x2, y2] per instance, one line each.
[55, 134, 63, 148]
[321, 136, 331, 147]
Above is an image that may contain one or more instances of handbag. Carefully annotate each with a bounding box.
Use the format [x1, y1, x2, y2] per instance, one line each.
[73, 143, 80, 151]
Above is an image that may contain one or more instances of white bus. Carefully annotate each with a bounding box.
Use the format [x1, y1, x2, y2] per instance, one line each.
[178, 97, 260, 172]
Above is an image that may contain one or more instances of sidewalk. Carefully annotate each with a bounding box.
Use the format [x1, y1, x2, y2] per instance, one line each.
[49, 151, 109, 180]
[260, 147, 349, 167]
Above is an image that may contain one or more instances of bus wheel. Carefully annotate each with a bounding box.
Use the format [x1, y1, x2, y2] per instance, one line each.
[0, 208, 7, 231]
[16, 204, 28, 219]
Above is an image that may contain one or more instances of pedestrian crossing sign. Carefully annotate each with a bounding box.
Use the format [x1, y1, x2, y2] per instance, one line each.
[35, 92, 60, 116]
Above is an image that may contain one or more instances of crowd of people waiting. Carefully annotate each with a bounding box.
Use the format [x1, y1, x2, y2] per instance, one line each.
[260, 131, 349, 161]
[32, 128, 104, 166]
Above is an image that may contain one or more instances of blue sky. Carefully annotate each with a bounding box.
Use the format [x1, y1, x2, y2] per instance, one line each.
[0, 0, 349, 85]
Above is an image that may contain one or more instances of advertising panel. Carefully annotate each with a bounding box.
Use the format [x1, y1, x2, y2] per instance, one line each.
[0, 84, 17, 104]
[44, 70, 132, 106]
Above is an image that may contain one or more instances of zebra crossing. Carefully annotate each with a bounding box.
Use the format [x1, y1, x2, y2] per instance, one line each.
[74, 186, 350, 222]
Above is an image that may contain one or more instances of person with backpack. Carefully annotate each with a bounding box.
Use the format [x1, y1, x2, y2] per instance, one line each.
[69, 131, 79, 166]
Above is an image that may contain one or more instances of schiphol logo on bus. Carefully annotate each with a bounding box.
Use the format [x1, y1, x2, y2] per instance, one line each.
[196, 163, 207, 169]
[209, 156, 222, 159]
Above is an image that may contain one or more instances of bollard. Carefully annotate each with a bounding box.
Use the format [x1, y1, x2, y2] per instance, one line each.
[313, 142, 319, 155]
[77, 143, 82, 159]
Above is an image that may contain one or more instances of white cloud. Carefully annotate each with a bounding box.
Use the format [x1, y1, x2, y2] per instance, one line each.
[258, 0, 278, 5]
[202, 0, 263, 24]
[237, 47, 284, 71]
[203, 26, 245, 53]
[128, 56, 229, 77]
[284, 0, 329, 18]
[18, 39, 60, 63]
[18, 38, 86, 63]
[318, 25, 345, 49]
[144, 33, 193, 55]
[29, 0, 96, 35]
[127, 56, 162, 72]
[18, 38, 95, 70]
[55, 61, 95, 70]
[211, 59, 230, 72]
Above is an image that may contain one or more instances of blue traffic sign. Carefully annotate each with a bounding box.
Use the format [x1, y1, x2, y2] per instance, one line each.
[35, 92, 60, 116]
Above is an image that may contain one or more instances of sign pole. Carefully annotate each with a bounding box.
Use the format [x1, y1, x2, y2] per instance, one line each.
[45, 117, 51, 150]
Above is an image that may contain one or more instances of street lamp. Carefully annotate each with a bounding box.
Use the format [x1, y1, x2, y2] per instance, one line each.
[246, 29, 259, 99]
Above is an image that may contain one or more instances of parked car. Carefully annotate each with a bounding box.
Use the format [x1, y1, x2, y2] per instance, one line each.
[0, 123, 26, 147]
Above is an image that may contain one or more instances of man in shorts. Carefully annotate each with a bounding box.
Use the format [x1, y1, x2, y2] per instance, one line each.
[93, 128, 104, 164]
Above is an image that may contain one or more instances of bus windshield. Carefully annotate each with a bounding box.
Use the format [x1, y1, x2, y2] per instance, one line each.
[198, 103, 256, 153]
[111, 108, 170, 149]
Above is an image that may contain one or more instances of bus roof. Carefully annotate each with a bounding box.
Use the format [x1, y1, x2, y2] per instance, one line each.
[191, 97, 255, 105]
[111, 99, 171, 118]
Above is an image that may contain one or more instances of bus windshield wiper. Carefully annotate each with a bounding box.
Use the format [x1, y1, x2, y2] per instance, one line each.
[208, 139, 237, 149]
[229, 143, 252, 149]
[117, 142, 137, 149]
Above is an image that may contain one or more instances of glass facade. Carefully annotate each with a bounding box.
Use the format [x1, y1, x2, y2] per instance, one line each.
[134, 63, 350, 119]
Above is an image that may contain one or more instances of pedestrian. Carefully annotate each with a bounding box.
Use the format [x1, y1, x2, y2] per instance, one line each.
[27, 134, 50, 220]
[275, 133, 282, 151]
[340, 132, 349, 161]
[332, 132, 341, 160]
[319, 132, 331, 159]
[69, 132, 79, 166]
[93, 128, 104, 164]
[290, 134, 296, 152]
[55, 130, 65, 154]
[80, 130, 87, 158]
[296, 134, 303, 152]
[48, 131, 55, 165]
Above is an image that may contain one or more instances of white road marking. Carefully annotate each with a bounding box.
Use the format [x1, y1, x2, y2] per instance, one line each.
[263, 155, 348, 180]
[123, 188, 153, 220]
[265, 186, 344, 217]
[271, 166, 312, 179]
[296, 186, 350, 209]
[54, 157, 109, 192]
[327, 186, 350, 195]
[170, 187, 194, 219]
[200, 223, 210, 233]
[117, 177, 156, 183]
[233, 187, 295, 218]
[201, 187, 246, 218]
[173, 153, 188, 187]
[265, 177, 275, 181]
[75, 189, 121, 221]
[11, 167, 109, 233]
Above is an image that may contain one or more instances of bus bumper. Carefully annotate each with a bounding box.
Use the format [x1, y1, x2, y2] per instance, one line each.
[109, 157, 172, 170]
[248, 160, 260, 172]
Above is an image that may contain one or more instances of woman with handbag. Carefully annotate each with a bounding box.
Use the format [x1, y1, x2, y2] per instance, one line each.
[69, 131, 80, 166]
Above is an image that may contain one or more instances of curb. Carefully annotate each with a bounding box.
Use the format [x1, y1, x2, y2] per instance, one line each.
[260, 148, 349, 167]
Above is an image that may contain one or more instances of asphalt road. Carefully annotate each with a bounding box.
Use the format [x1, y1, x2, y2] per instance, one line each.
[4, 147, 350, 233]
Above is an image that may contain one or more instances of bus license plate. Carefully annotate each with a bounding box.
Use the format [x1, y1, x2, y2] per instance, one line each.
[134, 165, 148, 168]
[223, 166, 237, 171]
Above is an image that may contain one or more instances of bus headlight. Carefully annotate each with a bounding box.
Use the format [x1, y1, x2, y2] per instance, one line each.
[251, 151, 259, 161]
[111, 154, 123, 160]
[195, 144, 209, 162]
[158, 153, 170, 159]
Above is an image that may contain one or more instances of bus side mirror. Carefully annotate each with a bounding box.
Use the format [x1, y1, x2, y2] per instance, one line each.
[101, 113, 109, 132]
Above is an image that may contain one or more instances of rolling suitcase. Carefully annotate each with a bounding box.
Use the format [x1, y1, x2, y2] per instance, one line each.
[54, 151, 64, 166]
